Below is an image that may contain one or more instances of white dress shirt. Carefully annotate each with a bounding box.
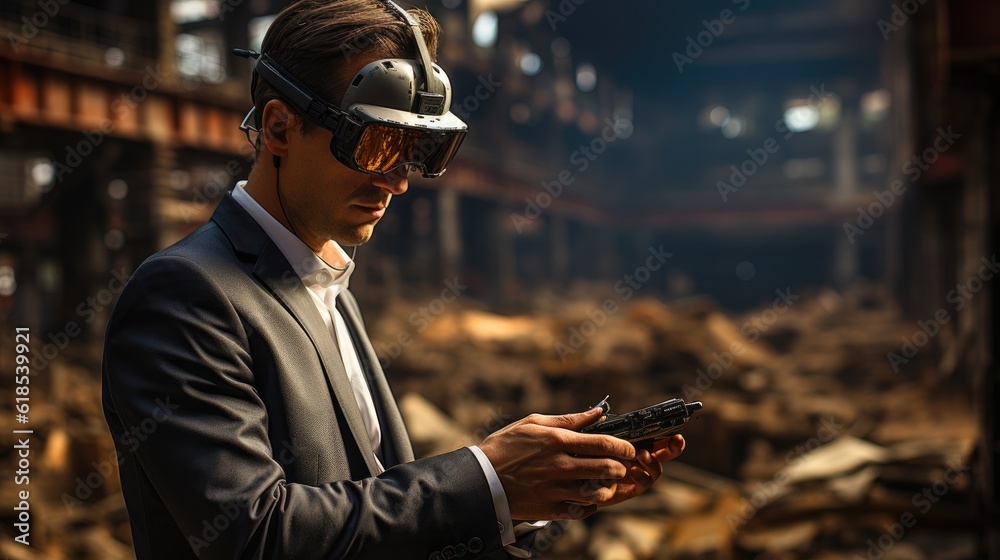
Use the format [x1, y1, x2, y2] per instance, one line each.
[230, 182, 525, 548]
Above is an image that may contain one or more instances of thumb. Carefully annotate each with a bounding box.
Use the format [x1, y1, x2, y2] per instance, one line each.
[535, 407, 604, 430]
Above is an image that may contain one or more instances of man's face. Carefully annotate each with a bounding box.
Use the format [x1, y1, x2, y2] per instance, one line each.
[278, 54, 409, 247]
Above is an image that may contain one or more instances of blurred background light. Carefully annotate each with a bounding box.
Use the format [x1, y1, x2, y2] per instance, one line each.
[861, 88, 892, 122]
[108, 179, 129, 200]
[249, 16, 276, 53]
[784, 103, 821, 132]
[26, 158, 54, 192]
[519, 52, 542, 76]
[708, 105, 731, 127]
[170, 0, 219, 24]
[175, 33, 226, 84]
[0, 265, 16, 297]
[104, 47, 125, 67]
[471, 11, 498, 48]
[104, 230, 126, 250]
[575, 63, 596, 92]
[721, 116, 746, 138]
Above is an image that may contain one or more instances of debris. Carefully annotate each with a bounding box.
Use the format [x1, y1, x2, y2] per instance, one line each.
[0, 284, 976, 558]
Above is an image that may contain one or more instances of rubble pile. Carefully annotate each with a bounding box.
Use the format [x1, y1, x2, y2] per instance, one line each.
[0, 283, 978, 559]
[378, 283, 978, 560]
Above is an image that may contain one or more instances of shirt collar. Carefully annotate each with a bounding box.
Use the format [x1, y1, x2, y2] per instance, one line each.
[231, 180, 355, 291]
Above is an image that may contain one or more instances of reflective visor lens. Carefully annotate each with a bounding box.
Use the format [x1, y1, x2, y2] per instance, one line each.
[353, 124, 466, 176]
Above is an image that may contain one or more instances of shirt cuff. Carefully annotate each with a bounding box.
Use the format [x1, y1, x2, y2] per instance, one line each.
[467, 445, 516, 546]
[505, 521, 551, 558]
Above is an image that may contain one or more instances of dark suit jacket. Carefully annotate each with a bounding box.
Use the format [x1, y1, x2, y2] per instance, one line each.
[102, 192, 513, 560]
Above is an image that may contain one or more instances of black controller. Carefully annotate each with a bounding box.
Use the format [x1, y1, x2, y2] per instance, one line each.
[580, 396, 702, 445]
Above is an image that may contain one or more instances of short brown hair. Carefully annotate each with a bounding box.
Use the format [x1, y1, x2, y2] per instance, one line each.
[251, 0, 441, 144]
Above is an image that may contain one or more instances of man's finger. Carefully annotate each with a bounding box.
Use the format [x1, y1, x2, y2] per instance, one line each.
[538, 480, 616, 505]
[544, 456, 628, 480]
[651, 434, 686, 463]
[633, 450, 663, 482]
[528, 408, 603, 430]
[560, 432, 636, 460]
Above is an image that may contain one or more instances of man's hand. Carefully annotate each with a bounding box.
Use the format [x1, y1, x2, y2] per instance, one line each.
[478, 408, 636, 521]
[598, 434, 686, 508]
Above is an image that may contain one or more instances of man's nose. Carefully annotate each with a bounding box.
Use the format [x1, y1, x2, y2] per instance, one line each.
[372, 168, 408, 195]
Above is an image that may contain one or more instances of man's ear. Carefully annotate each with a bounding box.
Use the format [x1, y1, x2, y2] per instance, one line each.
[260, 99, 298, 158]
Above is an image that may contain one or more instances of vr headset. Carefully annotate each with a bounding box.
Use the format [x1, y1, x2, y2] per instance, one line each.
[234, 1, 467, 178]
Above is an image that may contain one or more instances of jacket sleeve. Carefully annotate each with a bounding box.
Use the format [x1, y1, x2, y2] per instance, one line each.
[102, 254, 504, 560]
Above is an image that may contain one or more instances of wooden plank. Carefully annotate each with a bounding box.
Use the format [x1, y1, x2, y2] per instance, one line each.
[204, 106, 224, 148]
[9, 65, 39, 119]
[41, 72, 73, 125]
[178, 100, 201, 144]
[109, 88, 140, 136]
[140, 94, 173, 141]
[76, 81, 109, 130]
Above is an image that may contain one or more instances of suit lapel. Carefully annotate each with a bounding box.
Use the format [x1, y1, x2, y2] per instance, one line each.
[337, 292, 415, 464]
[208, 191, 382, 477]
[252, 243, 382, 476]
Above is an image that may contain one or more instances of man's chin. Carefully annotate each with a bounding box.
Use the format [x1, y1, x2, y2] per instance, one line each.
[335, 224, 375, 247]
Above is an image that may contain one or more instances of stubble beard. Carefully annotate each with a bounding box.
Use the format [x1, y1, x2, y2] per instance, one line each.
[331, 222, 376, 247]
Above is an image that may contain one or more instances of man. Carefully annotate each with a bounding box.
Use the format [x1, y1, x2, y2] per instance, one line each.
[101, 1, 685, 559]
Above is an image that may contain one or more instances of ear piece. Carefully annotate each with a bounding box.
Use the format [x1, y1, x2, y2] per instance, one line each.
[273, 155, 281, 168]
